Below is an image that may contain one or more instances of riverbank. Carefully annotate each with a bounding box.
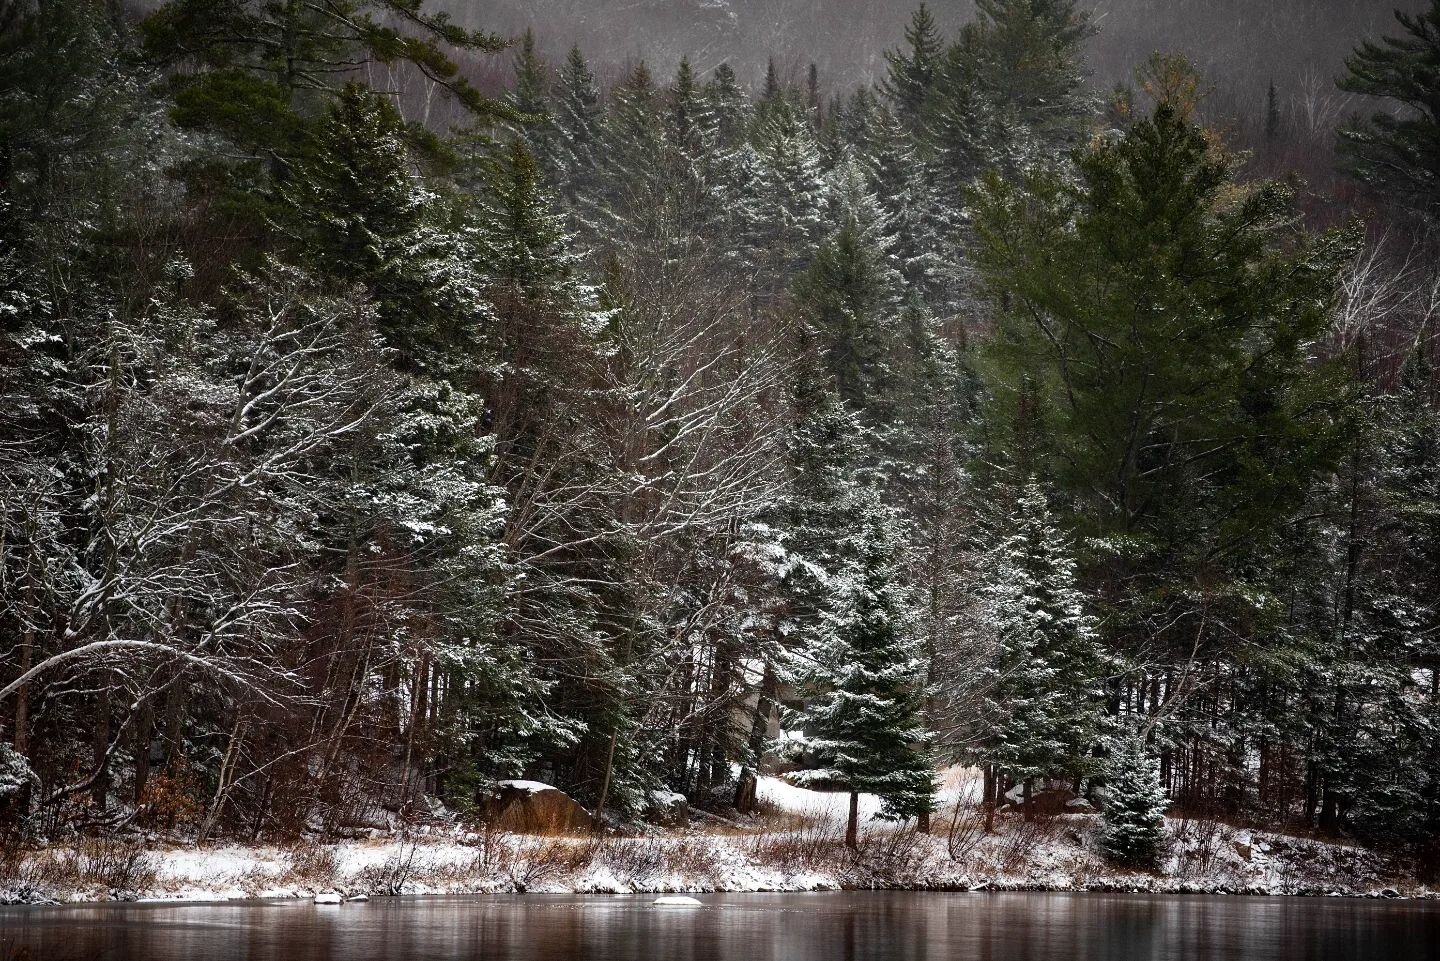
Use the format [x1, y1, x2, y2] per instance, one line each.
[2, 778, 1429, 905]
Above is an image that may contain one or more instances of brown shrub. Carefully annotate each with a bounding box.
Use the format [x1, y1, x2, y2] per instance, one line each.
[29, 837, 157, 893]
[991, 812, 1066, 874]
[281, 838, 339, 886]
[136, 771, 204, 832]
[747, 810, 849, 872]
[852, 824, 932, 884]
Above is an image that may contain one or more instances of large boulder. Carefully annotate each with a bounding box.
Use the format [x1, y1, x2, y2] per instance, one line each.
[486, 780, 594, 834]
[645, 789, 689, 828]
[1000, 781, 1096, 817]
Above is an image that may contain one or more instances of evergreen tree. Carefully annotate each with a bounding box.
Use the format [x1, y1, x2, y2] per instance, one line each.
[865, 107, 947, 304]
[669, 57, 704, 155]
[283, 83, 483, 370]
[1265, 80, 1282, 142]
[794, 503, 936, 845]
[972, 101, 1355, 673]
[805, 63, 823, 129]
[931, 0, 1094, 172]
[882, 4, 945, 131]
[141, 0, 513, 192]
[972, 0, 1094, 139]
[510, 28, 549, 118]
[0, 0, 132, 215]
[469, 137, 618, 796]
[774, 345, 866, 634]
[704, 62, 753, 152]
[978, 480, 1104, 812]
[780, 355, 934, 844]
[508, 29, 556, 173]
[760, 58, 785, 114]
[927, 38, 1010, 189]
[1310, 344, 1440, 840]
[1338, 2, 1440, 224]
[1098, 728, 1169, 870]
[739, 108, 828, 302]
[796, 157, 902, 419]
[584, 61, 668, 245]
[552, 45, 602, 201]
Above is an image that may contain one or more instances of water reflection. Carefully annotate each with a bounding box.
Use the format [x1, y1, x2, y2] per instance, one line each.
[1, 892, 1435, 961]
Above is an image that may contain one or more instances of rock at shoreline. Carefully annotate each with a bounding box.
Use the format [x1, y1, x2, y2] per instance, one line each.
[645, 790, 690, 828]
[486, 780, 595, 834]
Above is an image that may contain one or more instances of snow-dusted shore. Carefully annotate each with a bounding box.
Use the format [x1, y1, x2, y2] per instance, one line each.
[3, 778, 1429, 905]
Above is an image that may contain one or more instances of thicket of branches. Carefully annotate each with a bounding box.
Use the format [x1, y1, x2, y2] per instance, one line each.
[1, 0, 1437, 855]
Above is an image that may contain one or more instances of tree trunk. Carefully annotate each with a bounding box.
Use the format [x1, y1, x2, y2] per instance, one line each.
[746, 661, 778, 766]
[733, 767, 757, 814]
[12, 624, 31, 753]
[592, 724, 620, 828]
[133, 699, 155, 804]
[845, 790, 859, 849]
[983, 764, 997, 833]
[91, 685, 111, 811]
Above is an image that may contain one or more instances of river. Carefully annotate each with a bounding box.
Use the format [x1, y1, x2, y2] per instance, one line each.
[1, 892, 1435, 960]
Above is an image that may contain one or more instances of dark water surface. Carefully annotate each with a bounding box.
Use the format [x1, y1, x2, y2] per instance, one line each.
[1, 892, 1436, 961]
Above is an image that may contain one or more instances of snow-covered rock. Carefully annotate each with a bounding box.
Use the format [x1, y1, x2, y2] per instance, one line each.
[646, 790, 689, 828]
[313, 892, 343, 905]
[653, 896, 703, 906]
[486, 781, 594, 834]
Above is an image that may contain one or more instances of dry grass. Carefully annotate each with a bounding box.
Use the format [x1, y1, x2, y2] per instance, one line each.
[280, 837, 340, 887]
[1170, 814, 1228, 880]
[20, 836, 157, 894]
[741, 805, 939, 886]
[746, 808, 850, 872]
[987, 812, 1070, 874]
[945, 801, 987, 864]
[471, 829, 734, 892]
[357, 839, 420, 896]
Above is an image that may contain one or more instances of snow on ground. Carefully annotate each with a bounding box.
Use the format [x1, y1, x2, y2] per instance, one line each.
[758, 768, 982, 821]
[2, 774, 1428, 905]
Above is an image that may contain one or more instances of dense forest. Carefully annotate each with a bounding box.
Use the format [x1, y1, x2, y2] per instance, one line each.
[1, 0, 1438, 863]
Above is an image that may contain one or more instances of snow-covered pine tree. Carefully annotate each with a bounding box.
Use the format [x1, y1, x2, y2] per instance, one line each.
[738, 106, 829, 305]
[704, 62, 753, 153]
[277, 82, 535, 815]
[864, 107, 947, 308]
[881, 3, 945, 132]
[967, 0, 1096, 158]
[1098, 727, 1169, 870]
[668, 57, 705, 156]
[787, 490, 935, 846]
[511, 29, 549, 118]
[775, 339, 934, 845]
[283, 82, 489, 371]
[551, 45, 603, 202]
[508, 29, 558, 177]
[797, 156, 903, 424]
[582, 61, 668, 248]
[774, 341, 867, 633]
[464, 136, 615, 783]
[978, 479, 1105, 816]
[1311, 342, 1440, 841]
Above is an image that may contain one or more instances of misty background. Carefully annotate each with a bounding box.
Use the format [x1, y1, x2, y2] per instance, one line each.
[462, 1, 1419, 119]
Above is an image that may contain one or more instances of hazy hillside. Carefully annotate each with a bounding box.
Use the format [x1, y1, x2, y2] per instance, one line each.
[464, 0, 1421, 102]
